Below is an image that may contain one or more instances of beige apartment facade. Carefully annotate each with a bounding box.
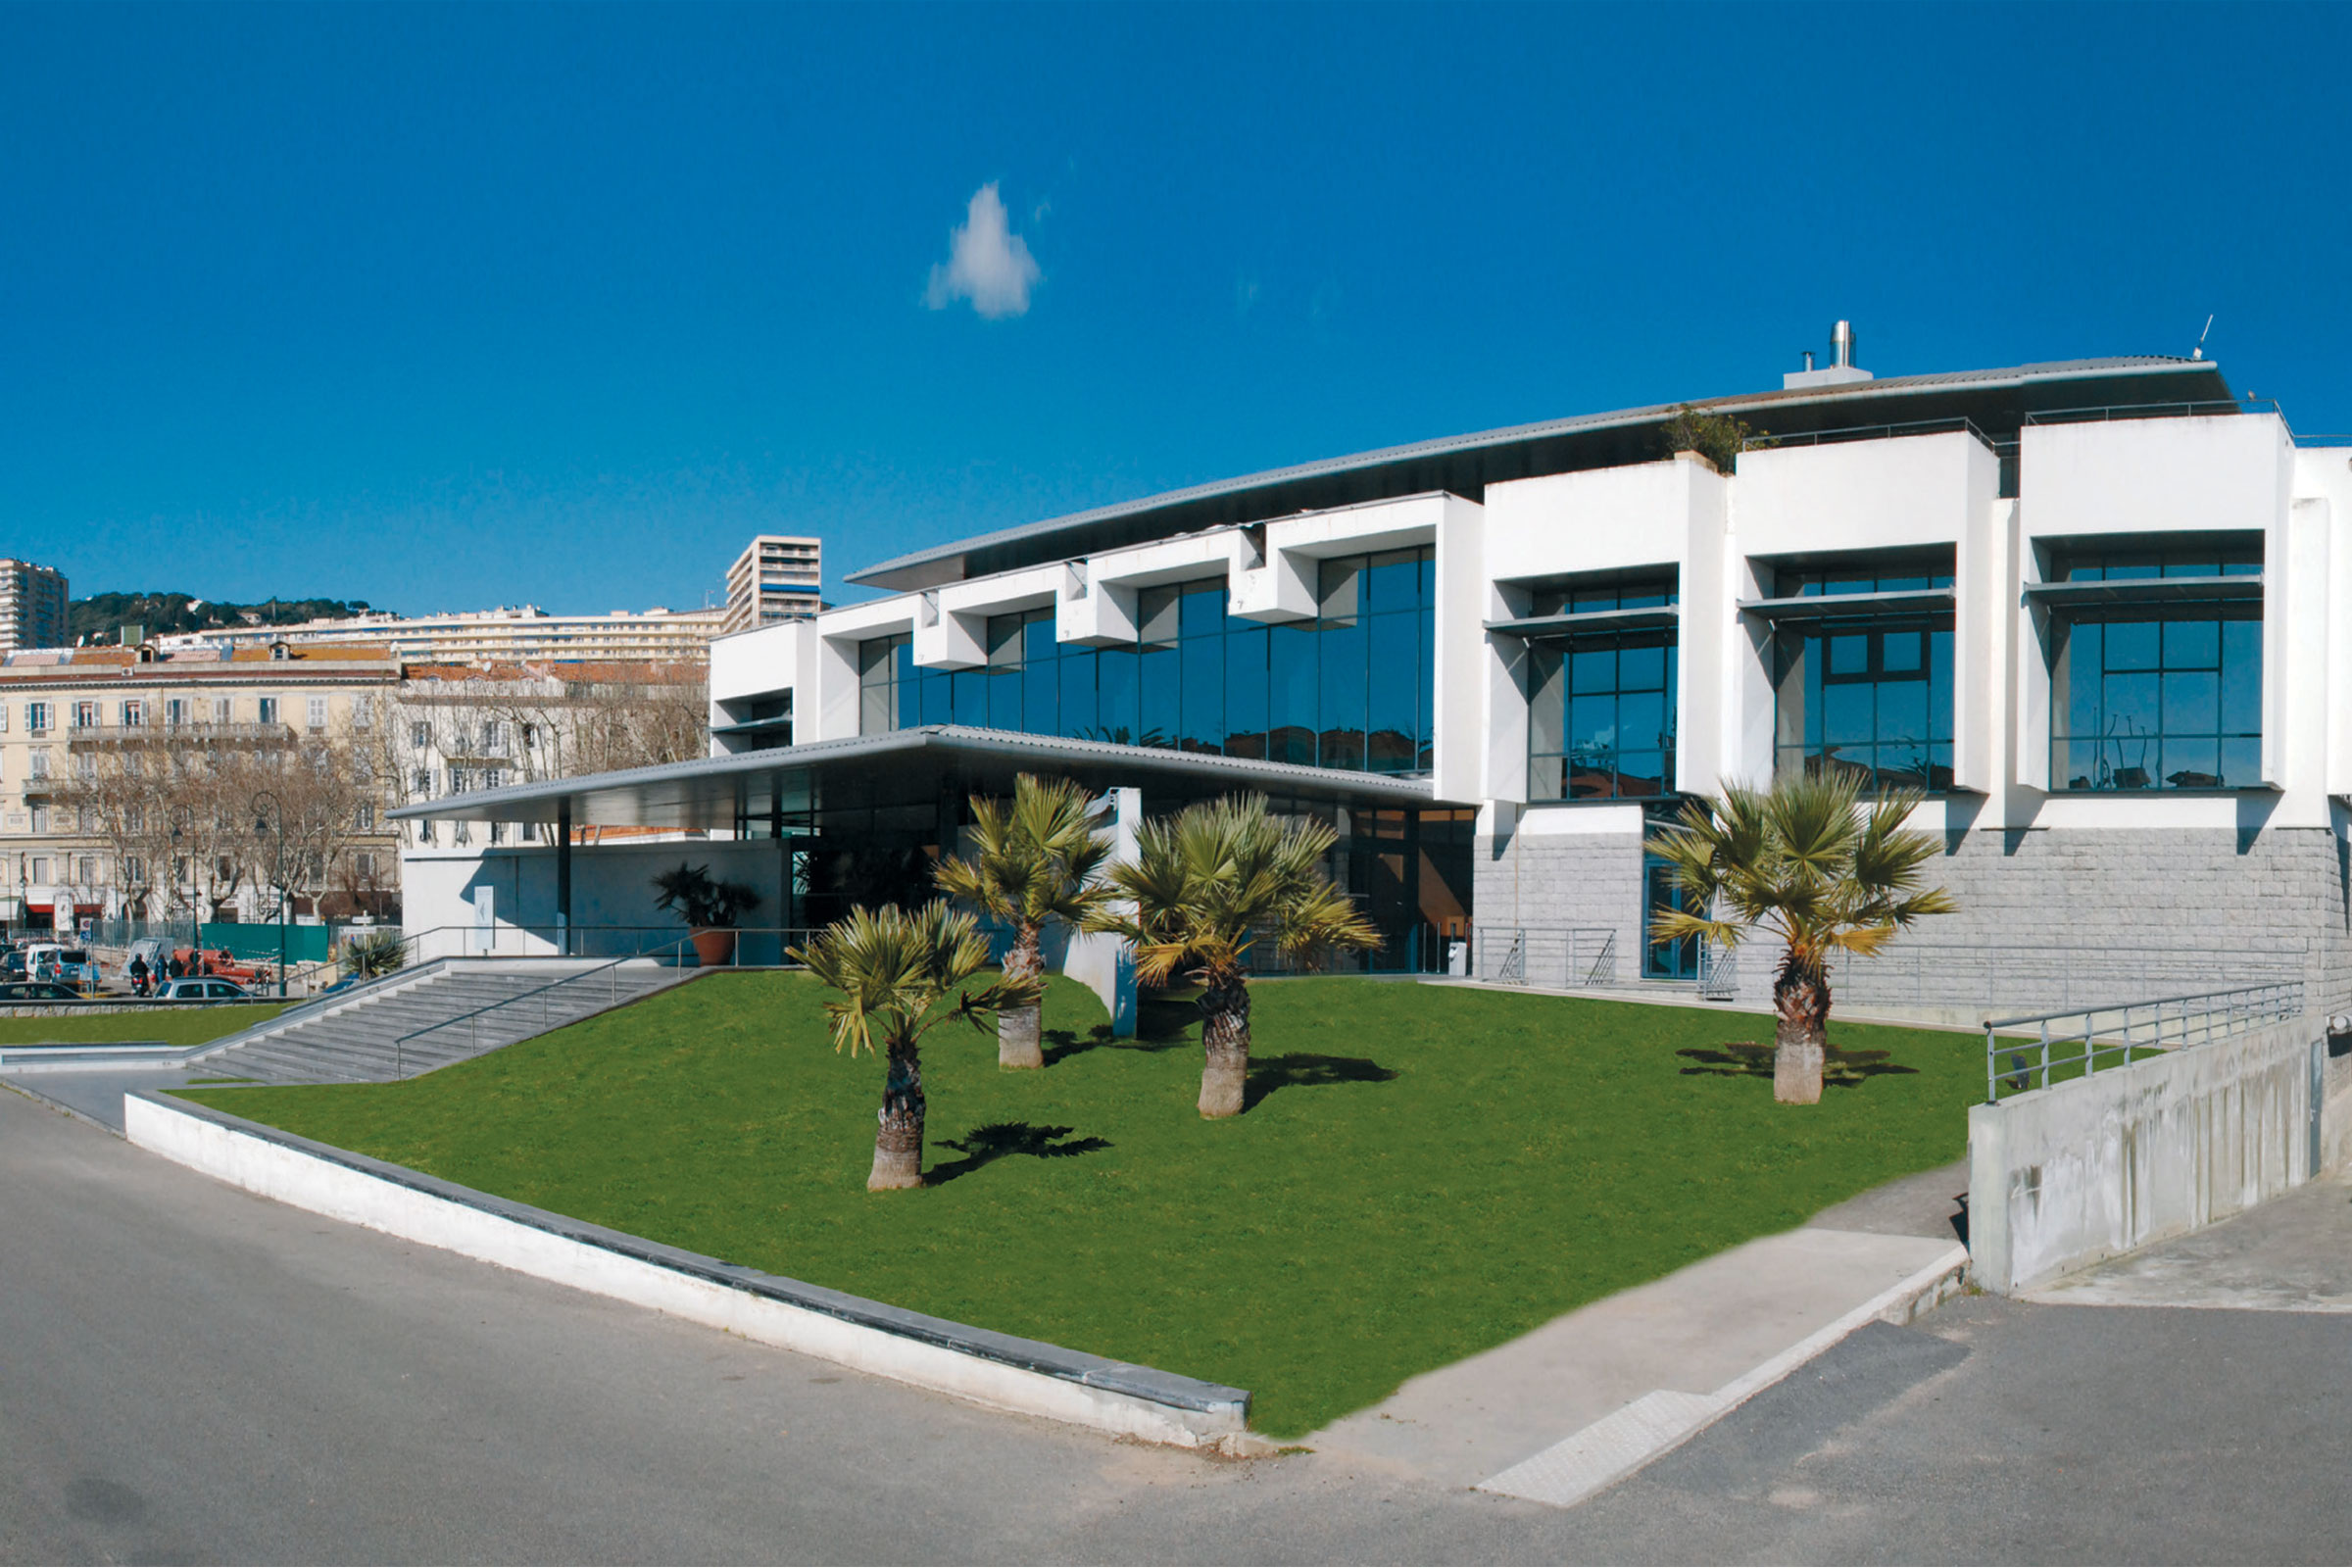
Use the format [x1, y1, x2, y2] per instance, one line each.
[0, 645, 403, 931]
[158, 605, 729, 664]
[722, 534, 823, 634]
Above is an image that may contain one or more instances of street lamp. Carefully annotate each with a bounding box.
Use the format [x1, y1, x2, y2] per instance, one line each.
[251, 790, 287, 999]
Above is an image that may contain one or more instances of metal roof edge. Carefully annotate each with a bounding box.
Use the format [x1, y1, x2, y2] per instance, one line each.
[846, 357, 2224, 588]
[390, 724, 1450, 821]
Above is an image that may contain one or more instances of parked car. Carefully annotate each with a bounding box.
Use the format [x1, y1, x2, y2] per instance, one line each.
[158, 978, 256, 1002]
[0, 951, 25, 981]
[0, 981, 89, 1003]
[25, 945, 99, 989]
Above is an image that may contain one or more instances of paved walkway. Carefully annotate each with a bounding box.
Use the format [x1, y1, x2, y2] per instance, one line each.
[2, 1064, 205, 1133]
[2027, 1168, 2352, 1312]
[1305, 1160, 1971, 1506]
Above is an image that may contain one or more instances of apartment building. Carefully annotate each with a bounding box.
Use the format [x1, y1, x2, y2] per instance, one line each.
[0, 644, 402, 929]
[389, 661, 708, 851]
[723, 534, 824, 635]
[0, 560, 70, 652]
[160, 605, 728, 665]
[392, 336, 2352, 1019]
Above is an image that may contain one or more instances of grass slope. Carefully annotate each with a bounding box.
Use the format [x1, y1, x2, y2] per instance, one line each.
[0, 1004, 282, 1048]
[179, 974, 1980, 1437]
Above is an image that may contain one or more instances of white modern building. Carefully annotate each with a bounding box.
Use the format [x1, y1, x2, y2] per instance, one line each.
[394, 338, 2352, 1020]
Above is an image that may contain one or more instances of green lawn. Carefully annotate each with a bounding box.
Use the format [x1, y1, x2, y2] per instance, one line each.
[177, 973, 1981, 1437]
[0, 1004, 283, 1048]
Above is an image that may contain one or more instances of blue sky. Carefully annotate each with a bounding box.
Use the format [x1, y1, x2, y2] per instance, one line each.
[4, 2, 2348, 616]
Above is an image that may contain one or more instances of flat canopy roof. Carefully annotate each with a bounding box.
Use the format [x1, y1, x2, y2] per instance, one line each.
[390, 725, 1454, 829]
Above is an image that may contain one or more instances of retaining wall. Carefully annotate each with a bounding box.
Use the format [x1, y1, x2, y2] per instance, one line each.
[124, 1091, 1249, 1448]
[1967, 1011, 2339, 1293]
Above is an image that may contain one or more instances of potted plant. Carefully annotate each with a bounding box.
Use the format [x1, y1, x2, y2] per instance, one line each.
[652, 861, 762, 966]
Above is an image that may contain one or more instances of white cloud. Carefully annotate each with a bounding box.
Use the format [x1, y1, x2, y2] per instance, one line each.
[924, 182, 1042, 319]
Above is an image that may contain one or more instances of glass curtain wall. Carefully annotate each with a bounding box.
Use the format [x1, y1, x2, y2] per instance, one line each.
[858, 547, 1436, 775]
[1771, 554, 1956, 791]
[1526, 573, 1678, 800]
[2049, 540, 2262, 791]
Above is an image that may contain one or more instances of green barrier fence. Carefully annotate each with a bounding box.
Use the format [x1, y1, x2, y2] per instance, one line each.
[197, 921, 333, 965]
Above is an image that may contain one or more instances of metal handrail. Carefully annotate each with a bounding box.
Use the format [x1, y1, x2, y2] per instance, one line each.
[1744, 416, 1993, 452]
[2023, 399, 2278, 426]
[1982, 979, 2304, 1102]
[1471, 926, 1619, 990]
[391, 941, 688, 1078]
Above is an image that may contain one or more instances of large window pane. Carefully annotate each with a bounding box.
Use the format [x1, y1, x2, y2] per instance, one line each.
[1269, 623, 1318, 764]
[1368, 613, 1419, 771]
[1057, 651, 1095, 738]
[1225, 624, 1268, 757]
[2047, 539, 2264, 791]
[1181, 635, 1223, 753]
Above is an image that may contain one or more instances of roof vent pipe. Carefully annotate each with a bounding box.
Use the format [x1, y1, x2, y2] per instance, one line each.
[1831, 320, 1856, 369]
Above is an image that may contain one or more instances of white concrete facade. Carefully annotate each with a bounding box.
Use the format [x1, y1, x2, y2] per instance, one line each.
[713, 412, 2347, 830]
[396, 355, 2349, 1017]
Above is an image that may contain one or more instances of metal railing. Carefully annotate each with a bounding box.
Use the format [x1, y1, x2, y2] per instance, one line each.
[1982, 979, 2305, 1102]
[1832, 941, 2312, 1018]
[398, 922, 816, 966]
[1472, 926, 1618, 990]
[1698, 941, 1739, 1002]
[2023, 399, 2278, 426]
[391, 944, 690, 1079]
[1743, 416, 1994, 452]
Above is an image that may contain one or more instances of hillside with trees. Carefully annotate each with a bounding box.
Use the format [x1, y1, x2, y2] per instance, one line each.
[69, 592, 376, 646]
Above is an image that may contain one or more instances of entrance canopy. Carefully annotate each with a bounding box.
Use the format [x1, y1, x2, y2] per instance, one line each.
[388, 724, 1456, 830]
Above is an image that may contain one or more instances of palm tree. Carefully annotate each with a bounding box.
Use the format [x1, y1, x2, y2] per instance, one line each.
[1087, 794, 1380, 1118]
[1647, 771, 1957, 1104]
[933, 773, 1113, 1069]
[790, 902, 1043, 1191]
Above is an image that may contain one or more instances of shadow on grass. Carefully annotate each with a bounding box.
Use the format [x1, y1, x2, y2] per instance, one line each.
[926, 1121, 1111, 1186]
[1676, 1043, 1919, 1089]
[1040, 995, 1203, 1066]
[1244, 1053, 1400, 1111]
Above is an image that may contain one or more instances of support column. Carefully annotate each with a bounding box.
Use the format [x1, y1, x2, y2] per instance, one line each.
[555, 801, 572, 956]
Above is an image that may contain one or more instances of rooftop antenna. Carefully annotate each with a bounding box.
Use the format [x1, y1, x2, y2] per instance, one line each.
[2191, 315, 2214, 361]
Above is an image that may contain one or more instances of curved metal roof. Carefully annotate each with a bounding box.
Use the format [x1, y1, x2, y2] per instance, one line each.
[848, 355, 2231, 591]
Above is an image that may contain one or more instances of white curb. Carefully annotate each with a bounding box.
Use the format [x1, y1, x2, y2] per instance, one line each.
[1476, 1241, 1969, 1509]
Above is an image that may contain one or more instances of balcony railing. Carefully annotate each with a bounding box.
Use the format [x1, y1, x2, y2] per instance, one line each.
[67, 721, 293, 745]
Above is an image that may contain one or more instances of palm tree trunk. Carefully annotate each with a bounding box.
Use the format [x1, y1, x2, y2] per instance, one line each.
[1198, 968, 1250, 1118]
[997, 924, 1045, 1070]
[869, 1035, 926, 1190]
[1772, 950, 1830, 1105]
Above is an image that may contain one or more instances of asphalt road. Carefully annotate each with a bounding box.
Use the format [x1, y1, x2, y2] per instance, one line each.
[6, 1084, 2351, 1564]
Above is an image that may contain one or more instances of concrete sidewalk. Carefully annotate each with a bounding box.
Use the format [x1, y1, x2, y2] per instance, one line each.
[1304, 1160, 1971, 1508]
[2026, 1168, 2352, 1313]
[1, 1065, 209, 1134]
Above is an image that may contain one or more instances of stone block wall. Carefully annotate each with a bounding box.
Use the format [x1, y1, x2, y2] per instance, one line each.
[1476, 818, 2352, 1019]
[1472, 827, 1647, 989]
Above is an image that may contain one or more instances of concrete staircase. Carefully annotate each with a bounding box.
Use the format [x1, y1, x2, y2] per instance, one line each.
[189, 957, 695, 1085]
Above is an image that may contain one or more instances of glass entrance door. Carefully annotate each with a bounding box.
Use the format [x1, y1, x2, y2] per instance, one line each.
[1642, 853, 1699, 980]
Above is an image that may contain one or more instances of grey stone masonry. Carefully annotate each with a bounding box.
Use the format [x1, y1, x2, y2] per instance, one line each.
[1473, 827, 1648, 989]
[1477, 818, 2352, 1020]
